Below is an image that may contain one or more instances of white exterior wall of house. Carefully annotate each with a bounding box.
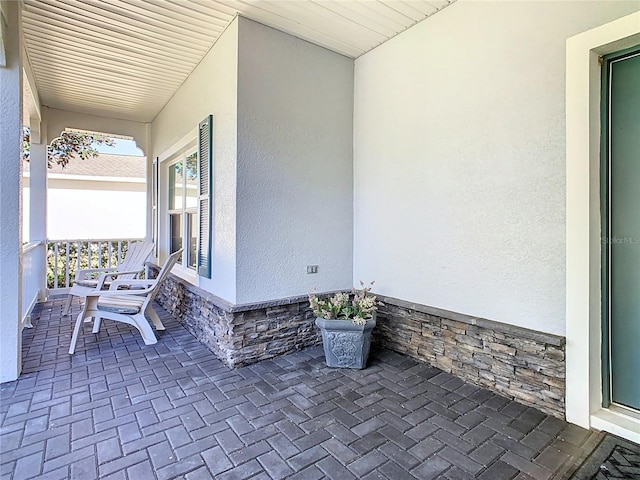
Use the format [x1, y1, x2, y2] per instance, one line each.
[23, 175, 146, 240]
[151, 17, 354, 305]
[353, 0, 640, 336]
[151, 18, 239, 303]
[235, 18, 354, 304]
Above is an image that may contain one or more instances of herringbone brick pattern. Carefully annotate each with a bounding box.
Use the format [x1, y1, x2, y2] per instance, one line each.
[591, 445, 640, 479]
[1, 298, 599, 479]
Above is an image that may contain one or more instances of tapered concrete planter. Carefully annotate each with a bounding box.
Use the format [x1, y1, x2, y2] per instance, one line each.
[315, 317, 376, 369]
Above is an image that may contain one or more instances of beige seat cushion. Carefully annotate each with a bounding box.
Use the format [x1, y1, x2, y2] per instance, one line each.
[96, 295, 145, 315]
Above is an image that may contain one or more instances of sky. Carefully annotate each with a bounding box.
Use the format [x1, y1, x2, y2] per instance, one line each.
[95, 137, 144, 156]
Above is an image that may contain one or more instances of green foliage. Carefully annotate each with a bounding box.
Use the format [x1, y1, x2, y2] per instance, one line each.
[174, 152, 198, 180]
[23, 127, 115, 168]
[309, 281, 381, 326]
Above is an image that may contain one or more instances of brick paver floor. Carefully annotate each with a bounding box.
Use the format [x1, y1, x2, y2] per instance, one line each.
[1, 298, 604, 479]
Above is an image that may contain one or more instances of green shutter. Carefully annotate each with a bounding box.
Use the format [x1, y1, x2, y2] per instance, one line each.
[197, 115, 213, 278]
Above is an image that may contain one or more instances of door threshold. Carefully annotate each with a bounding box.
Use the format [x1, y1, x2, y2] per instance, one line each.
[591, 407, 640, 443]
[610, 403, 640, 421]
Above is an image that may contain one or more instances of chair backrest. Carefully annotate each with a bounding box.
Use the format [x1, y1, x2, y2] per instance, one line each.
[118, 241, 155, 279]
[146, 248, 184, 304]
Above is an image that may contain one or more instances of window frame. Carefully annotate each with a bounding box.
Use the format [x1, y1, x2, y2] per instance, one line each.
[157, 129, 199, 285]
[167, 150, 198, 272]
[156, 117, 212, 284]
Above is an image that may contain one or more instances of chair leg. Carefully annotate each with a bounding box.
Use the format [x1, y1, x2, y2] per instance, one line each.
[92, 315, 102, 334]
[146, 307, 165, 331]
[133, 314, 158, 345]
[62, 294, 74, 315]
[69, 311, 85, 354]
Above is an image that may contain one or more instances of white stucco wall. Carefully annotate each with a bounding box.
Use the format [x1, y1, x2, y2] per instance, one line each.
[236, 18, 354, 304]
[22, 182, 30, 240]
[23, 177, 146, 239]
[151, 18, 238, 303]
[353, 0, 640, 335]
[0, 0, 23, 382]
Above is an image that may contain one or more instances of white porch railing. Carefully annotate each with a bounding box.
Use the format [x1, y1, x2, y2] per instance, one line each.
[46, 238, 145, 294]
[22, 241, 45, 329]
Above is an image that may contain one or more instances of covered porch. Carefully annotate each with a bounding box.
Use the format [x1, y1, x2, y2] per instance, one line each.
[1, 0, 640, 467]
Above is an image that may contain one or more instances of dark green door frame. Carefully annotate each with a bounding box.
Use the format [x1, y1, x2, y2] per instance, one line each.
[600, 45, 640, 411]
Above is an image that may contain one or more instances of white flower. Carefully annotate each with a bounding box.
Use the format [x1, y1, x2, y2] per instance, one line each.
[309, 281, 379, 324]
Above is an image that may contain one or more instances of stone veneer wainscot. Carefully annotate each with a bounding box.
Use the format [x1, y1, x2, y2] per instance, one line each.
[148, 265, 321, 368]
[374, 296, 566, 419]
[149, 265, 565, 418]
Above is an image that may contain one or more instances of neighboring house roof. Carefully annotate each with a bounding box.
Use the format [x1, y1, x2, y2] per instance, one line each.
[23, 153, 146, 179]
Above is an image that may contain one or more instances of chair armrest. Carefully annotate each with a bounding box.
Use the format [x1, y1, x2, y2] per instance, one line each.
[93, 269, 145, 289]
[76, 267, 118, 281]
[104, 269, 145, 278]
[108, 279, 157, 291]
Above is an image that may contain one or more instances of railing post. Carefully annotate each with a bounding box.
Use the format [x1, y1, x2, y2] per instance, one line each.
[29, 138, 48, 299]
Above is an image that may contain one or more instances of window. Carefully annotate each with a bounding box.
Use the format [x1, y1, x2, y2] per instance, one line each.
[159, 115, 212, 280]
[168, 151, 198, 269]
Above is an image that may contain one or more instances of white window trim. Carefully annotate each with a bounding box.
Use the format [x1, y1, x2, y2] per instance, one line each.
[566, 11, 640, 444]
[158, 128, 199, 286]
[168, 153, 197, 263]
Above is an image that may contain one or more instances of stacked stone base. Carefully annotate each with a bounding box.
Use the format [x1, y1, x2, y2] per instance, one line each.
[148, 266, 320, 368]
[374, 296, 566, 418]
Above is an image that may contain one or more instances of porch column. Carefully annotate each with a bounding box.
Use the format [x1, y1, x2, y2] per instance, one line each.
[29, 120, 48, 299]
[0, 0, 23, 382]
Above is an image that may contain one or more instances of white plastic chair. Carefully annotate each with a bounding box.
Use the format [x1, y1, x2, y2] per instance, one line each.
[62, 241, 154, 315]
[68, 248, 183, 354]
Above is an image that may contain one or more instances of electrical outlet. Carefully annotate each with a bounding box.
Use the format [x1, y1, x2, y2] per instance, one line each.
[306, 265, 318, 274]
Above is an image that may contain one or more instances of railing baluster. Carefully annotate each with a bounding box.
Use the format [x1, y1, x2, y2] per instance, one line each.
[65, 242, 70, 288]
[108, 242, 113, 268]
[76, 241, 81, 280]
[53, 242, 59, 290]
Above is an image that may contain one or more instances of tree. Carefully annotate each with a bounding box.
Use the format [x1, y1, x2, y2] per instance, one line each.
[23, 127, 115, 168]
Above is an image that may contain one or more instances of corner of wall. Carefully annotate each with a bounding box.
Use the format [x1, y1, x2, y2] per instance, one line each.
[235, 19, 354, 303]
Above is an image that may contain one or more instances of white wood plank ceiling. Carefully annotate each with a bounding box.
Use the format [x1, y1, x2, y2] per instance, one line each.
[22, 0, 454, 122]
